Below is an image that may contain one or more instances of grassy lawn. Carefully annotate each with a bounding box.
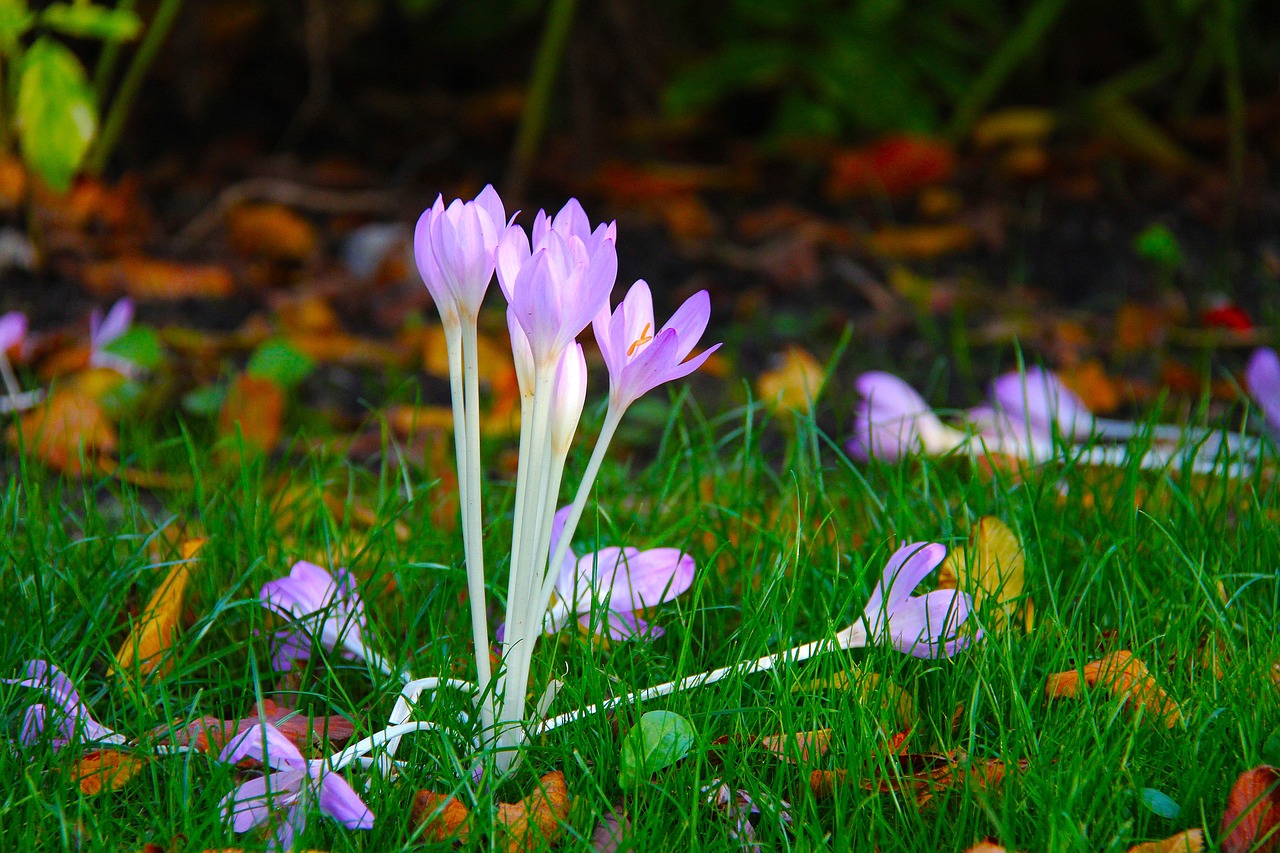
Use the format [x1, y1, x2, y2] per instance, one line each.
[3, 388, 1274, 852]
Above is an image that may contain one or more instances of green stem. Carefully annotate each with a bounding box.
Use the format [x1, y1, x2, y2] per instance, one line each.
[85, 0, 182, 176]
[91, 0, 138, 103]
[504, 0, 578, 201]
[947, 0, 1070, 140]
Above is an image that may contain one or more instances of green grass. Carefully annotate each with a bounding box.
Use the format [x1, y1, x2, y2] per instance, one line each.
[2, 393, 1277, 852]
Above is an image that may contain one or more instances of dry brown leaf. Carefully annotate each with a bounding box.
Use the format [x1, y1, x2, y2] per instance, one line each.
[111, 539, 204, 678]
[0, 153, 27, 211]
[756, 347, 823, 415]
[80, 256, 234, 300]
[218, 374, 284, 454]
[71, 749, 147, 795]
[938, 516, 1031, 633]
[1221, 766, 1280, 853]
[1044, 651, 1181, 728]
[1128, 829, 1205, 853]
[866, 223, 975, 259]
[496, 770, 570, 852]
[1060, 360, 1122, 415]
[227, 203, 317, 262]
[411, 790, 472, 843]
[757, 729, 832, 764]
[166, 699, 355, 755]
[8, 388, 118, 475]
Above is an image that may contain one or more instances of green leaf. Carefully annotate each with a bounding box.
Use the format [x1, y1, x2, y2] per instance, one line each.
[619, 711, 695, 788]
[181, 383, 227, 417]
[1140, 787, 1181, 819]
[247, 338, 314, 388]
[17, 37, 97, 192]
[1133, 224, 1184, 271]
[0, 0, 34, 45]
[41, 4, 142, 41]
[1261, 725, 1280, 766]
[102, 326, 163, 370]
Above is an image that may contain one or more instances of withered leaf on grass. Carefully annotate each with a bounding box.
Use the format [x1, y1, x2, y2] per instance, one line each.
[756, 347, 823, 415]
[1045, 651, 1182, 728]
[1220, 766, 1280, 853]
[71, 749, 147, 795]
[160, 699, 354, 756]
[217, 373, 284, 454]
[8, 387, 118, 475]
[111, 539, 204, 678]
[811, 747, 1021, 807]
[938, 516, 1032, 633]
[756, 729, 832, 764]
[1128, 829, 1205, 853]
[80, 255, 234, 301]
[414, 771, 570, 853]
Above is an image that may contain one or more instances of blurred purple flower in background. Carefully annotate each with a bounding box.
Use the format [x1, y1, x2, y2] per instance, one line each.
[1246, 347, 1280, 435]
[847, 372, 966, 462]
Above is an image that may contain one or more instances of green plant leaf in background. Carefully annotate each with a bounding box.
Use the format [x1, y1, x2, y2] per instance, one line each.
[1134, 224, 1185, 272]
[181, 383, 227, 417]
[102, 325, 163, 370]
[41, 3, 142, 41]
[1140, 787, 1181, 819]
[619, 710, 696, 788]
[247, 338, 314, 388]
[0, 0, 34, 47]
[16, 37, 97, 192]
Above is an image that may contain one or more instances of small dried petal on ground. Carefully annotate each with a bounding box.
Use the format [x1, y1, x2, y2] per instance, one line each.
[1045, 651, 1182, 728]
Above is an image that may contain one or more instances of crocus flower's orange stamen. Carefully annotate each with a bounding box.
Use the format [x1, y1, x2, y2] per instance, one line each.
[627, 323, 653, 357]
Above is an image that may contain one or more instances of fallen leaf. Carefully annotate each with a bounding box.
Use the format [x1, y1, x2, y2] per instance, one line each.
[71, 749, 147, 795]
[217, 374, 284, 454]
[167, 699, 354, 755]
[971, 108, 1056, 149]
[1116, 302, 1172, 354]
[756, 347, 823, 415]
[866, 223, 975, 259]
[1128, 829, 1205, 853]
[495, 770, 570, 852]
[1045, 651, 1182, 728]
[1060, 360, 1122, 414]
[827, 136, 955, 199]
[938, 516, 1031, 633]
[111, 539, 204, 678]
[411, 790, 471, 843]
[0, 152, 27, 211]
[590, 810, 629, 852]
[1221, 766, 1280, 853]
[80, 255, 234, 301]
[8, 388, 118, 475]
[964, 842, 1021, 853]
[226, 203, 317, 262]
[757, 729, 832, 764]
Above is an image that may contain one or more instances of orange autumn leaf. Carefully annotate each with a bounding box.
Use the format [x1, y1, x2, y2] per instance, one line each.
[226, 203, 317, 262]
[1045, 651, 1181, 728]
[218, 374, 284, 453]
[0, 152, 27, 211]
[495, 770, 570, 852]
[826, 135, 955, 199]
[865, 223, 975, 259]
[71, 749, 147, 795]
[964, 842, 1023, 853]
[8, 388, 118, 475]
[111, 539, 204, 678]
[80, 255, 234, 301]
[757, 729, 832, 764]
[412, 790, 471, 842]
[756, 347, 823, 415]
[1128, 829, 1205, 853]
[1221, 766, 1280, 853]
[1060, 360, 1122, 414]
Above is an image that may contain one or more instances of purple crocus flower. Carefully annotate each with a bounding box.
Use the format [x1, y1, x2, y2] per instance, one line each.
[219, 721, 373, 851]
[544, 506, 696, 641]
[89, 298, 136, 373]
[260, 562, 374, 672]
[988, 366, 1096, 443]
[592, 280, 720, 412]
[3, 660, 124, 750]
[0, 311, 27, 354]
[414, 185, 506, 323]
[1246, 347, 1280, 435]
[495, 198, 617, 367]
[836, 542, 978, 658]
[847, 372, 966, 462]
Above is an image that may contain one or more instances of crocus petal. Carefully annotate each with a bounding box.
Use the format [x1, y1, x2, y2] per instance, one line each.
[219, 721, 306, 769]
[20, 704, 47, 746]
[317, 770, 375, 829]
[0, 311, 26, 352]
[414, 186, 504, 322]
[550, 343, 588, 455]
[887, 590, 970, 658]
[581, 610, 664, 642]
[848, 372, 966, 461]
[270, 628, 313, 672]
[590, 546, 696, 613]
[221, 770, 306, 833]
[91, 299, 134, 349]
[990, 367, 1095, 442]
[1246, 347, 1280, 434]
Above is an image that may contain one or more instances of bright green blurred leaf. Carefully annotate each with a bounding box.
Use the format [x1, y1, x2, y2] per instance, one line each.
[17, 37, 97, 192]
[619, 710, 695, 788]
[247, 338, 314, 388]
[0, 0, 34, 45]
[1140, 787, 1181, 819]
[41, 4, 141, 40]
[181, 383, 226, 417]
[102, 326, 163, 370]
[1134, 224, 1184, 271]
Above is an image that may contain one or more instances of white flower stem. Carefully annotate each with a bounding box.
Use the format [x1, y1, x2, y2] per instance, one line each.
[0, 350, 23, 401]
[328, 720, 446, 771]
[459, 318, 494, 733]
[1093, 417, 1264, 458]
[384, 676, 477, 758]
[964, 433, 1253, 478]
[536, 635, 839, 735]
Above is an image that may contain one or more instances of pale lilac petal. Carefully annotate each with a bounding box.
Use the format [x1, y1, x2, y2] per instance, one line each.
[582, 610, 664, 641]
[20, 704, 48, 746]
[0, 311, 26, 352]
[91, 299, 133, 348]
[1246, 347, 1280, 434]
[273, 806, 306, 853]
[550, 343, 588, 453]
[990, 367, 1095, 442]
[661, 290, 711, 363]
[848, 372, 966, 461]
[888, 591, 972, 658]
[221, 770, 305, 833]
[317, 770, 375, 829]
[219, 721, 306, 769]
[549, 506, 580, 598]
[593, 546, 696, 612]
[507, 309, 535, 395]
[270, 629, 313, 671]
[414, 188, 504, 321]
[413, 197, 447, 306]
[879, 542, 946, 615]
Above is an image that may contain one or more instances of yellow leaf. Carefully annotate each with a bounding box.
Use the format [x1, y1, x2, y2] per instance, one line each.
[938, 517, 1030, 633]
[111, 539, 203, 678]
[756, 347, 823, 415]
[1127, 829, 1204, 853]
[1044, 651, 1182, 728]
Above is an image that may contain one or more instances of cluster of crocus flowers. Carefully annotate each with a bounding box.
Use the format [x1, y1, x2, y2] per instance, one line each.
[412, 188, 717, 775]
[849, 367, 1259, 476]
